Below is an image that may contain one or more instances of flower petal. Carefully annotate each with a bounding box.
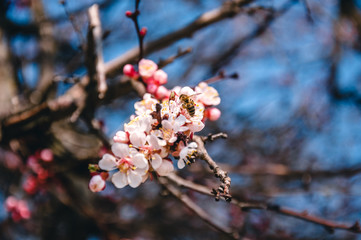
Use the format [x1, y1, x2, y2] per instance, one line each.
[175, 115, 186, 126]
[112, 172, 128, 188]
[161, 120, 172, 130]
[98, 154, 117, 171]
[179, 147, 188, 160]
[132, 153, 148, 168]
[177, 159, 185, 169]
[130, 132, 146, 147]
[128, 171, 142, 188]
[151, 154, 162, 169]
[112, 143, 129, 158]
[188, 121, 204, 132]
[146, 134, 160, 149]
[156, 160, 174, 176]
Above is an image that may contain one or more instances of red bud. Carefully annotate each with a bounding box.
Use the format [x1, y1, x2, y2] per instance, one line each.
[125, 11, 132, 17]
[140, 27, 147, 37]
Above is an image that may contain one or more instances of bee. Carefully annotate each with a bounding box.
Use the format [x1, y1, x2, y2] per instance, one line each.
[179, 93, 200, 117]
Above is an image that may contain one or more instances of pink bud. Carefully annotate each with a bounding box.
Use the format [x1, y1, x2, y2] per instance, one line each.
[139, 59, 158, 79]
[143, 77, 155, 85]
[153, 69, 168, 85]
[12, 211, 22, 222]
[155, 85, 170, 99]
[113, 131, 129, 143]
[40, 148, 53, 162]
[17, 200, 31, 219]
[140, 27, 147, 37]
[5, 196, 18, 212]
[205, 107, 221, 121]
[23, 175, 38, 195]
[89, 175, 106, 192]
[125, 11, 132, 17]
[37, 168, 49, 181]
[123, 64, 138, 78]
[146, 83, 158, 95]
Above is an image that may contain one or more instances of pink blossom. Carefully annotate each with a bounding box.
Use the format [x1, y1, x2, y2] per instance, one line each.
[40, 148, 53, 162]
[5, 196, 31, 222]
[153, 69, 168, 85]
[5, 196, 18, 211]
[17, 200, 31, 219]
[27, 156, 40, 173]
[205, 107, 221, 121]
[89, 175, 106, 192]
[139, 59, 157, 79]
[195, 82, 221, 106]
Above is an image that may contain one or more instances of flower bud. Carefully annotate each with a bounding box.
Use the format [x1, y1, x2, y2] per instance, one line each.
[89, 175, 106, 192]
[205, 107, 221, 121]
[23, 175, 38, 195]
[155, 85, 169, 99]
[5, 196, 18, 212]
[146, 83, 158, 95]
[125, 11, 132, 17]
[123, 64, 138, 78]
[153, 69, 168, 85]
[40, 148, 53, 162]
[140, 27, 147, 37]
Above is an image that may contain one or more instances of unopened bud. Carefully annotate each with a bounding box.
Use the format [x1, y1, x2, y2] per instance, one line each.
[140, 27, 147, 37]
[125, 10, 132, 17]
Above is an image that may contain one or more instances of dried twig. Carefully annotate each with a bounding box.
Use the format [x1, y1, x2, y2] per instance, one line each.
[105, 0, 255, 78]
[164, 173, 361, 234]
[157, 47, 192, 69]
[126, 0, 145, 63]
[202, 71, 239, 85]
[201, 132, 228, 143]
[194, 135, 232, 201]
[158, 176, 239, 239]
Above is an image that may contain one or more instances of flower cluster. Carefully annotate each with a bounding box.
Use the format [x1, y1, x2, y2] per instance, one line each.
[5, 196, 31, 222]
[90, 59, 222, 191]
[23, 149, 54, 195]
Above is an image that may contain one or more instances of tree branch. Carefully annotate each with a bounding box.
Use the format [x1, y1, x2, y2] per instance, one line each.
[104, 0, 255, 78]
[158, 176, 239, 239]
[194, 135, 232, 201]
[164, 173, 361, 234]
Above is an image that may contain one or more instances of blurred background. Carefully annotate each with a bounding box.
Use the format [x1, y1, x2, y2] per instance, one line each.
[1, 0, 361, 239]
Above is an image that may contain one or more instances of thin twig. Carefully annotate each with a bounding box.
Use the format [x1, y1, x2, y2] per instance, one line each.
[158, 176, 239, 239]
[105, 0, 255, 78]
[164, 173, 361, 234]
[157, 47, 192, 69]
[60, 0, 86, 50]
[201, 132, 228, 143]
[127, 0, 145, 63]
[202, 71, 239, 85]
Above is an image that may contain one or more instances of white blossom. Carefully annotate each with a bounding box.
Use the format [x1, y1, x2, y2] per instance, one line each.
[195, 82, 221, 106]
